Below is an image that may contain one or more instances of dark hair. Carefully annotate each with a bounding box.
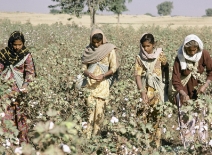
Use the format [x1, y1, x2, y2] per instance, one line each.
[8, 31, 25, 48]
[140, 33, 155, 44]
[92, 33, 103, 42]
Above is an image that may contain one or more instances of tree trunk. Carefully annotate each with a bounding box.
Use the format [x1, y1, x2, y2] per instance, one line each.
[117, 14, 120, 24]
[90, 7, 96, 28]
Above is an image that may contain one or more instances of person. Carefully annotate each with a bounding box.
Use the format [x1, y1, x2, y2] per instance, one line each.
[135, 33, 169, 148]
[81, 29, 119, 138]
[0, 31, 36, 144]
[170, 34, 212, 148]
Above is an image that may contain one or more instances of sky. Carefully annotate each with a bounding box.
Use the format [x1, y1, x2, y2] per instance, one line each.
[0, 0, 211, 17]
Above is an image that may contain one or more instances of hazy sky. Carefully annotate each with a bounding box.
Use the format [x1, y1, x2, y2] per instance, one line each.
[0, 0, 211, 17]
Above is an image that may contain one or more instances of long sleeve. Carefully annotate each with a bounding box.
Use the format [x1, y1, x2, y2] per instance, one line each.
[108, 49, 117, 73]
[172, 57, 184, 92]
[203, 50, 212, 81]
[0, 63, 4, 74]
[24, 54, 36, 83]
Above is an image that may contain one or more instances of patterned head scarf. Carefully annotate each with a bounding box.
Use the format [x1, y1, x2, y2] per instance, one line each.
[0, 31, 29, 66]
[177, 34, 203, 70]
[139, 33, 162, 60]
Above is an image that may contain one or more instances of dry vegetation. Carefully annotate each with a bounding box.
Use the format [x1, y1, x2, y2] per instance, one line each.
[1, 12, 212, 29]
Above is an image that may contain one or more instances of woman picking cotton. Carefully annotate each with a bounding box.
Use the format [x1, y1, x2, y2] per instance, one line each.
[170, 34, 212, 148]
[81, 29, 119, 138]
[135, 33, 169, 148]
[0, 31, 36, 144]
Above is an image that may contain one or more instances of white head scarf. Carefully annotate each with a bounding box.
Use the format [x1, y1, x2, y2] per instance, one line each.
[177, 34, 203, 70]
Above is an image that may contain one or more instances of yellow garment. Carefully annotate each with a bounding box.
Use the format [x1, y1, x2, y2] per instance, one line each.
[135, 52, 167, 148]
[135, 52, 167, 103]
[82, 49, 117, 99]
[86, 96, 108, 137]
[82, 49, 117, 137]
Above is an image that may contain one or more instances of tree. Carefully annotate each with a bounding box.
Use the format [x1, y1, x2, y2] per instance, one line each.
[157, 1, 173, 16]
[104, 0, 132, 23]
[49, 0, 107, 27]
[205, 8, 212, 16]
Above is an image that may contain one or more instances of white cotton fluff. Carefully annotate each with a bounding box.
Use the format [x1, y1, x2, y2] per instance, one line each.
[81, 122, 87, 129]
[195, 125, 199, 129]
[77, 74, 82, 79]
[163, 128, 167, 133]
[176, 127, 180, 130]
[3, 139, 11, 148]
[168, 113, 172, 118]
[14, 147, 22, 154]
[110, 116, 119, 123]
[209, 140, 212, 147]
[62, 144, 71, 153]
[14, 138, 20, 145]
[203, 125, 208, 131]
[49, 122, 54, 130]
[122, 113, 126, 117]
[0, 113, 5, 117]
[20, 88, 26, 92]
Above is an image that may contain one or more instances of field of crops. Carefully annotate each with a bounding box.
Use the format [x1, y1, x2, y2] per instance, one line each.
[0, 19, 212, 154]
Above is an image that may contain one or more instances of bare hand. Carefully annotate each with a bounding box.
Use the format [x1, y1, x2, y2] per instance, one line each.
[95, 74, 104, 82]
[182, 94, 190, 103]
[179, 90, 189, 103]
[88, 73, 96, 79]
[20, 84, 28, 93]
[198, 84, 207, 94]
[141, 92, 148, 104]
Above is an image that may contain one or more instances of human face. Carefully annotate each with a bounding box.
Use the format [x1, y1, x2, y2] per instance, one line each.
[12, 39, 23, 53]
[185, 45, 198, 57]
[91, 38, 103, 48]
[141, 40, 154, 54]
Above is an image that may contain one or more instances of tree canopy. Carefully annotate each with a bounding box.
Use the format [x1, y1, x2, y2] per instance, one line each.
[49, 0, 132, 27]
[205, 8, 212, 16]
[103, 0, 132, 23]
[157, 1, 173, 16]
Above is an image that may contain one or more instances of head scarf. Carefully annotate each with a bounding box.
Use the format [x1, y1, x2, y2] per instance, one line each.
[0, 31, 29, 66]
[139, 33, 162, 60]
[82, 29, 116, 64]
[177, 34, 203, 70]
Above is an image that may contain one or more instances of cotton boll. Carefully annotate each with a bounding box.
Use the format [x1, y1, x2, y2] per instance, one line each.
[176, 127, 180, 130]
[168, 113, 172, 118]
[209, 140, 212, 147]
[77, 74, 82, 79]
[20, 88, 26, 92]
[0, 113, 5, 117]
[81, 122, 87, 129]
[14, 147, 22, 154]
[122, 113, 126, 117]
[62, 144, 71, 153]
[3, 139, 11, 148]
[195, 125, 199, 129]
[14, 138, 20, 145]
[203, 125, 208, 131]
[163, 128, 167, 133]
[6, 139, 11, 147]
[110, 118, 115, 124]
[49, 122, 54, 130]
[110, 116, 119, 124]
